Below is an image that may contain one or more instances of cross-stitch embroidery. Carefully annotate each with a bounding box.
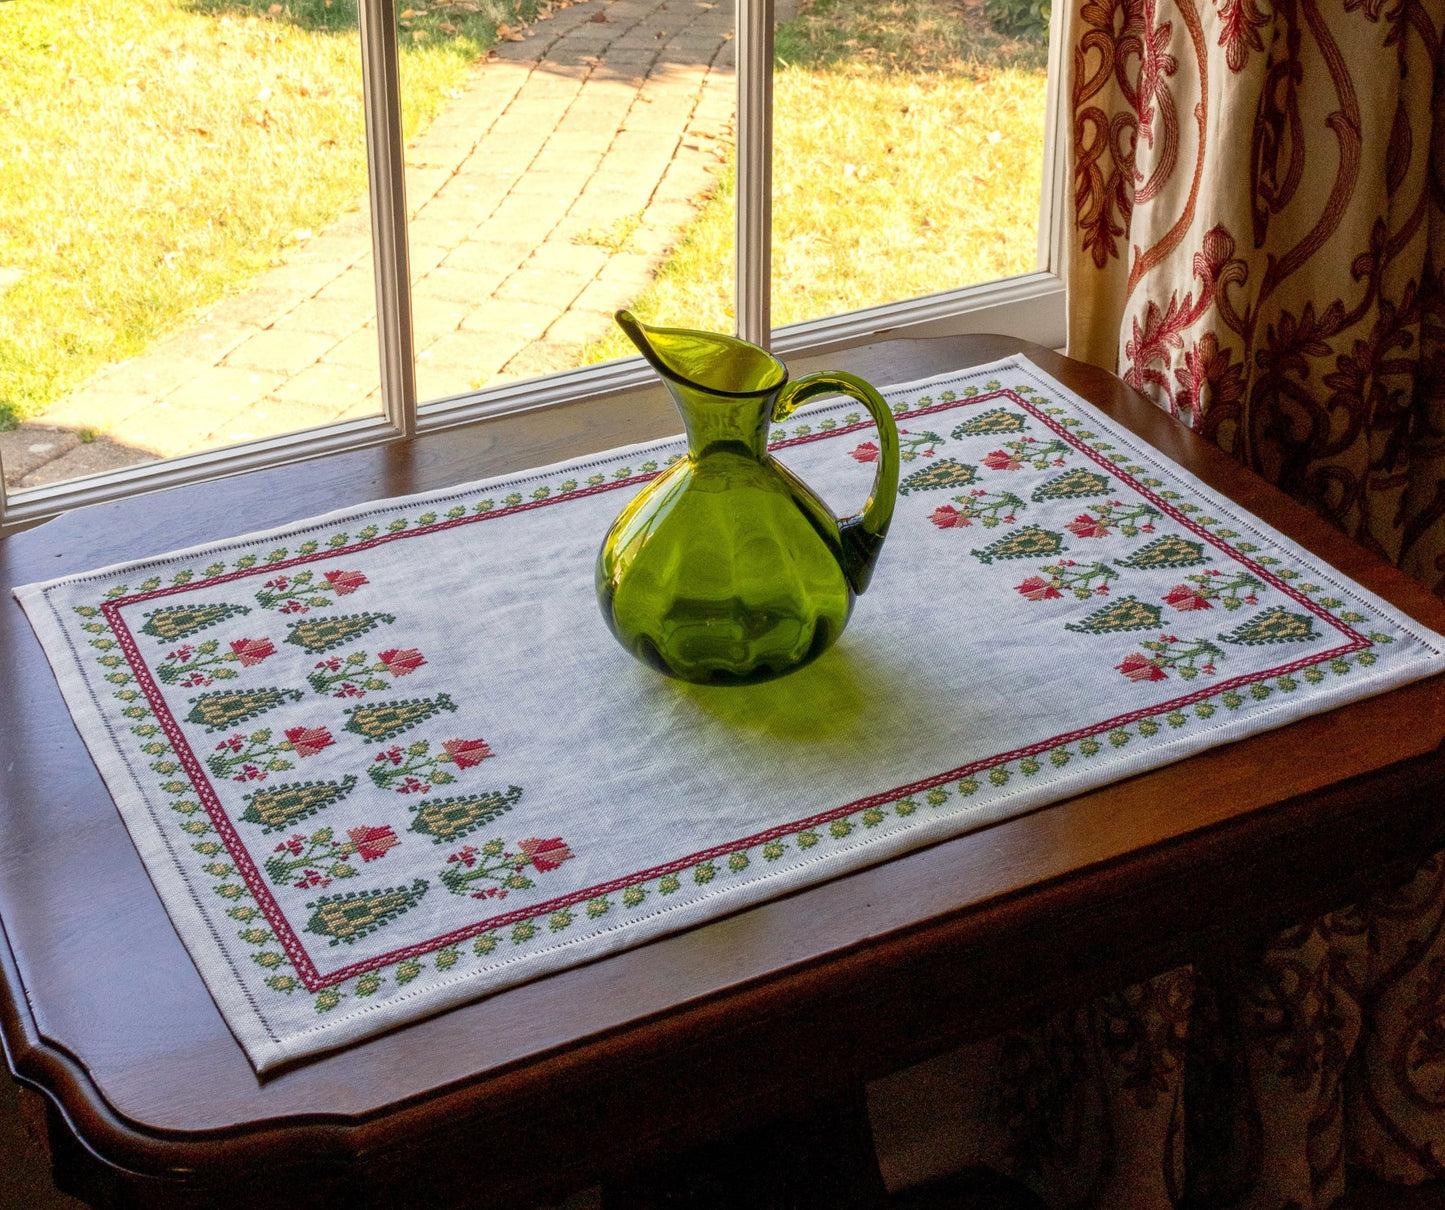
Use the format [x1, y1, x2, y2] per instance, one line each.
[141, 602, 252, 642]
[255, 569, 368, 613]
[408, 786, 525, 844]
[239, 776, 358, 832]
[285, 612, 398, 654]
[439, 836, 575, 899]
[209, 725, 336, 782]
[157, 637, 276, 686]
[1219, 606, 1320, 645]
[1015, 560, 1118, 601]
[368, 737, 495, 793]
[343, 694, 458, 742]
[970, 525, 1067, 563]
[1065, 596, 1166, 635]
[307, 647, 427, 697]
[264, 824, 400, 889]
[185, 687, 302, 732]
[1116, 635, 1224, 681]
[1162, 569, 1265, 611]
[305, 879, 430, 946]
[897, 458, 977, 495]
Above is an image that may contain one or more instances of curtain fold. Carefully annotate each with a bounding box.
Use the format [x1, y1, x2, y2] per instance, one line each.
[1065, 0, 1445, 592]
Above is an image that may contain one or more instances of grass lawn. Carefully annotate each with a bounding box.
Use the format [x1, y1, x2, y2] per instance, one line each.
[0, 0, 543, 430]
[585, 0, 1048, 363]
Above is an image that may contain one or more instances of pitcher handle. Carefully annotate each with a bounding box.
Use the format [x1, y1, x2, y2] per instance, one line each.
[773, 371, 900, 595]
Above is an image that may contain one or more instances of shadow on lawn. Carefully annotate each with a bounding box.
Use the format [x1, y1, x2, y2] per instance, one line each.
[776, 0, 1047, 77]
[178, 0, 539, 51]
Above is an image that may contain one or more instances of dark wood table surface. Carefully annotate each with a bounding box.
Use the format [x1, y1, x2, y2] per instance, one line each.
[3, 337, 1444, 1208]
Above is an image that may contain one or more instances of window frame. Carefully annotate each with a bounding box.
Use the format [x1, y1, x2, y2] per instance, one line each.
[0, 0, 1068, 534]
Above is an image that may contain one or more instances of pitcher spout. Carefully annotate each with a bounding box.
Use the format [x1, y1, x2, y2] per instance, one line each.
[616, 310, 788, 458]
[616, 310, 787, 399]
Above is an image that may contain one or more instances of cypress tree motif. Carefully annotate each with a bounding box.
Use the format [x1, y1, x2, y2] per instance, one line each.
[409, 785, 524, 844]
[185, 687, 302, 731]
[897, 458, 978, 496]
[284, 612, 397, 655]
[1219, 606, 1319, 646]
[1064, 595, 1166, 635]
[141, 602, 252, 642]
[951, 408, 1029, 437]
[1031, 468, 1111, 501]
[343, 693, 457, 742]
[1119, 534, 1210, 569]
[240, 776, 358, 833]
[305, 879, 429, 946]
[970, 525, 1067, 564]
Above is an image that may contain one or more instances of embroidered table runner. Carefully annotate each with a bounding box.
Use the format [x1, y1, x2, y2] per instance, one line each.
[16, 355, 1445, 1071]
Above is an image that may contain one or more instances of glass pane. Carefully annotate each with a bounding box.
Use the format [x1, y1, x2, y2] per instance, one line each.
[0, 0, 381, 497]
[403, 0, 736, 406]
[770, 0, 1050, 326]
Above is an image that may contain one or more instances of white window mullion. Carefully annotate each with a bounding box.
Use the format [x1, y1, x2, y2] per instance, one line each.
[735, 0, 774, 349]
[358, 0, 418, 438]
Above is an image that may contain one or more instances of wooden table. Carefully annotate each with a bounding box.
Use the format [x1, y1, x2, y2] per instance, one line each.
[2, 337, 1443, 1208]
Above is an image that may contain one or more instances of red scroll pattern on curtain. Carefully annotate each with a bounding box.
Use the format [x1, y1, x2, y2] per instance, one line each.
[1067, 0, 1445, 594]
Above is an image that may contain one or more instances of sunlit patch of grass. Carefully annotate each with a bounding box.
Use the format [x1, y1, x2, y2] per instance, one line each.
[0, 0, 544, 428]
[586, 0, 1047, 363]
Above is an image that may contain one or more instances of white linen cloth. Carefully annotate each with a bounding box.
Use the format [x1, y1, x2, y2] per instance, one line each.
[15, 356, 1445, 1072]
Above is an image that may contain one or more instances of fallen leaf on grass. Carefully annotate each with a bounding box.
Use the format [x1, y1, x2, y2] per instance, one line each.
[439, 21, 457, 32]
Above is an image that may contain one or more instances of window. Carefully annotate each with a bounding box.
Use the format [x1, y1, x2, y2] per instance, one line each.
[0, 0, 1065, 532]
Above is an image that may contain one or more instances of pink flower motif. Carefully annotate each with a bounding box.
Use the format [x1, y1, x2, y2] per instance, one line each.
[317, 656, 343, 672]
[263, 577, 289, 591]
[347, 824, 400, 862]
[235, 764, 265, 782]
[1095, 584, 1110, 595]
[294, 870, 330, 890]
[849, 441, 880, 463]
[520, 836, 575, 872]
[1015, 576, 1062, 602]
[1163, 584, 1212, 611]
[443, 738, 494, 769]
[323, 569, 368, 595]
[449, 845, 478, 868]
[230, 637, 276, 666]
[399, 777, 430, 794]
[1116, 653, 1168, 682]
[1066, 514, 1108, 539]
[182, 672, 210, 688]
[377, 648, 426, 677]
[375, 745, 403, 765]
[337, 684, 365, 698]
[167, 645, 195, 663]
[982, 450, 1022, 471]
[279, 602, 308, 614]
[929, 504, 966, 529]
[218, 734, 246, 752]
[285, 726, 334, 758]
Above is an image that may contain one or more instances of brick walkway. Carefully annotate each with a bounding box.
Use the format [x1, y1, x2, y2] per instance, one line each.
[6, 0, 759, 490]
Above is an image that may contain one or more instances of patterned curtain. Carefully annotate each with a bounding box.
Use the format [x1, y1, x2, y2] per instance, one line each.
[869, 3, 1445, 1202]
[873, 856, 1445, 1207]
[1065, 0, 1445, 594]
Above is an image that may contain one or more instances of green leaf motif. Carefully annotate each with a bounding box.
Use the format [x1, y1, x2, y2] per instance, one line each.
[185, 687, 302, 731]
[408, 786, 524, 844]
[285, 612, 397, 654]
[305, 879, 429, 946]
[240, 776, 358, 833]
[343, 694, 458, 742]
[141, 602, 251, 642]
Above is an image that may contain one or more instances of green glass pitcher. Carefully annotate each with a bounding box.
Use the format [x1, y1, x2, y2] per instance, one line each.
[596, 310, 901, 685]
